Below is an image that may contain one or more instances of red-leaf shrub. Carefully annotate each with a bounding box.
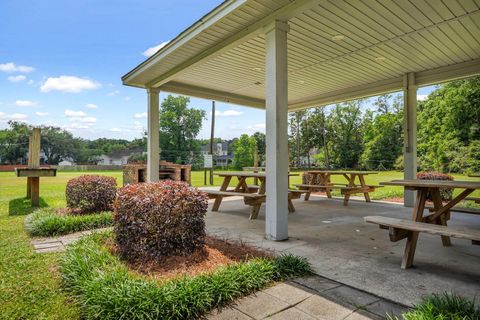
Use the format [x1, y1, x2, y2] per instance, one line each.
[114, 180, 208, 262]
[66, 175, 117, 214]
[417, 171, 454, 201]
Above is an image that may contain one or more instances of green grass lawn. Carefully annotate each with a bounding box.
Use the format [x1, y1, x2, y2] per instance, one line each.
[0, 169, 478, 318]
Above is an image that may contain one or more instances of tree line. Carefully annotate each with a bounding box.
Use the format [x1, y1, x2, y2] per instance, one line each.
[1, 77, 478, 173]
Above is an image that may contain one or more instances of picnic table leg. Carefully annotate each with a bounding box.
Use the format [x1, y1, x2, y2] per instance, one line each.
[401, 188, 427, 269]
[342, 174, 356, 206]
[303, 173, 316, 201]
[288, 199, 295, 212]
[431, 188, 451, 247]
[321, 173, 333, 198]
[359, 175, 371, 202]
[249, 204, 261, 220]
[212, 176, 232, 211]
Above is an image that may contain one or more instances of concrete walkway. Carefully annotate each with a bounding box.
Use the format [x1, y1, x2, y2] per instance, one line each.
[31, 227, 111, 253]
[205, 195, 480, 306]
[209, 276, 407, 320]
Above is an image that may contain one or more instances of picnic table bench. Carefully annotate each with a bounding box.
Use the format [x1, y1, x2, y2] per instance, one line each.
[365, 179, 480, 269]
[295, 171, 382, 205]
[206, 172, 304, 219]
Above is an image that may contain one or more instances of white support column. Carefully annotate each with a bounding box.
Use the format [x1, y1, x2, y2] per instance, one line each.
[403, 73, 417, 207]
[147, 87, 160, 182]
[264, 20, 289, 240]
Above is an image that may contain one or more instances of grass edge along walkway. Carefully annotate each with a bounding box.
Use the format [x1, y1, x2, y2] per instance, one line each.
[0, 203, 80, 319]
[59, 231, 313, 320]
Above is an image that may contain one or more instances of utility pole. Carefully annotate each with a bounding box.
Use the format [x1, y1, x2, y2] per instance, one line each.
[209, 101, 215, 185]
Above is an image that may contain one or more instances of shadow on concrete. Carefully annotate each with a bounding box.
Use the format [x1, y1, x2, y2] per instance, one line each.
[8, 197, 48, 216]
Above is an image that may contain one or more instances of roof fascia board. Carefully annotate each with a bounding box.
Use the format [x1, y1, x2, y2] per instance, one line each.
[142, 0, 322, 88]
[122, 0, 247, 84]
[289, 58, 480, 110]
[160, 81, 265, 108]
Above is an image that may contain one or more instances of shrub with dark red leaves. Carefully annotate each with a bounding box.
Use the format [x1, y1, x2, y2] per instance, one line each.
[417, 171, 454, 201]
[66, 175, 117, 214]
[114, 180, 208, 262]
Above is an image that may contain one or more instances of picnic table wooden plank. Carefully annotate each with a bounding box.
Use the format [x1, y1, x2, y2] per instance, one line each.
[380, 179, 480, 189]
[303, 170, 377, 175]
[299, 170, 379, 205]
[371, 179, 480, 268]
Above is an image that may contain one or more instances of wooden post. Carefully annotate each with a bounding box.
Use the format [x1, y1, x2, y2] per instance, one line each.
[210, 101, 215, 185]
[29, 128, 41, 206]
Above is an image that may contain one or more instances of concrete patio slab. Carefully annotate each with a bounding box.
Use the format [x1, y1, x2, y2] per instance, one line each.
[205, 195, 480, 306]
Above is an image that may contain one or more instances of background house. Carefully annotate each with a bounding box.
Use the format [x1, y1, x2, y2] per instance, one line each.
[98, 147, 145, 165]
[201, 141, 233, 168]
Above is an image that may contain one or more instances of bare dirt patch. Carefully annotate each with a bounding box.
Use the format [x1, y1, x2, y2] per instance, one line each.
[107, 236, 271, 281]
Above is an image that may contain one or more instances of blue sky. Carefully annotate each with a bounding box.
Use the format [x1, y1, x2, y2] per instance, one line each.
[0, 0, 434, 141]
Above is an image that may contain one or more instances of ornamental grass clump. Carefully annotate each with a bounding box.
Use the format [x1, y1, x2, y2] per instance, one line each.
[66, 175, 117, 214]
[114, 180, 208, 262]
[417, 171, 454, 201]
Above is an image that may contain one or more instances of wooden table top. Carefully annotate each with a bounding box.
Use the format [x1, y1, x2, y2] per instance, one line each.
[216, 171, 299, 178]
[381, 179, 480, 189]
[304, 170, 377, 175]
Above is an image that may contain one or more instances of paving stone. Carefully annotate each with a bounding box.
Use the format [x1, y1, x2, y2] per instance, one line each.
[296, 294, 354, 320]
[35, 246, 65, 253]
[33, 241, 63, 249]
[31, 238, 60, 244]
[234, 291, 290, 319]
[344, 309, 383, 320]
[263, 282, 313, 305]
[322, 285, 380, 308]
[207, 307, 253, 320]
[366, 300, 408, 319]
[267, 307, 317, 320]
[293, 276, 342, 293]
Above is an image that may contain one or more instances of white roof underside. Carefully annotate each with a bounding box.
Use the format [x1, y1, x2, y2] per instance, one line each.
[122, 0, 480, 110]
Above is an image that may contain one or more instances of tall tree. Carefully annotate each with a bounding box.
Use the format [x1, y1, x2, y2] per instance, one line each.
[159, 95, 206, 163]
[417, 76, 480, 172]
[327, 101, 365, 168]
[232, 134, 257, 170]
[360, 94, 403, 170]
[251, 132, 266, 164]
[0, 121, 30, 164]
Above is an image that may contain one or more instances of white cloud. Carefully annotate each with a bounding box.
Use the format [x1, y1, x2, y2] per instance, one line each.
[85, 103, 98, 109]
[67, 123, 90, 130]
[417, 94, 428, 101]
[8, 75, 27, 83]
[65, 109, 86, 117]
[247, 123, 265, 132]
[134, 112, 147, 118]
[109, 128, 122, 132]
[142, 41, 170, 57]
[27, 79, 34, 85]
[15, 100, 37, 107]
[124, 96, 131, 101]
[1, 113, 28, 120]
[107, 90, 120, 96]
[216, 109, 243, 117]
[0, 62, 34, 73]
[41, 76, 100, 93]
[35, 112, 49, 116]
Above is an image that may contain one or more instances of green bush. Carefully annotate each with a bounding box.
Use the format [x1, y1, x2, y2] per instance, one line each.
[390, 293, 480, 320]
[66, 175, 117, 214]
[25, 208, 113, 237]
[60, 232, 312, 320]
[114, 180, 208, 262]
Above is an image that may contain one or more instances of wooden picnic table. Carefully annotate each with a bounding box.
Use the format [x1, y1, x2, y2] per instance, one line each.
[295, 170, 380, 206]
[207, 171, 303, 219]
[469, 174, 480, 177]
[366, 179, 480, 269]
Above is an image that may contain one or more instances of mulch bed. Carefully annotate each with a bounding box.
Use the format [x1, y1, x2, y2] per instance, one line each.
[107, 236, 272, 281]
